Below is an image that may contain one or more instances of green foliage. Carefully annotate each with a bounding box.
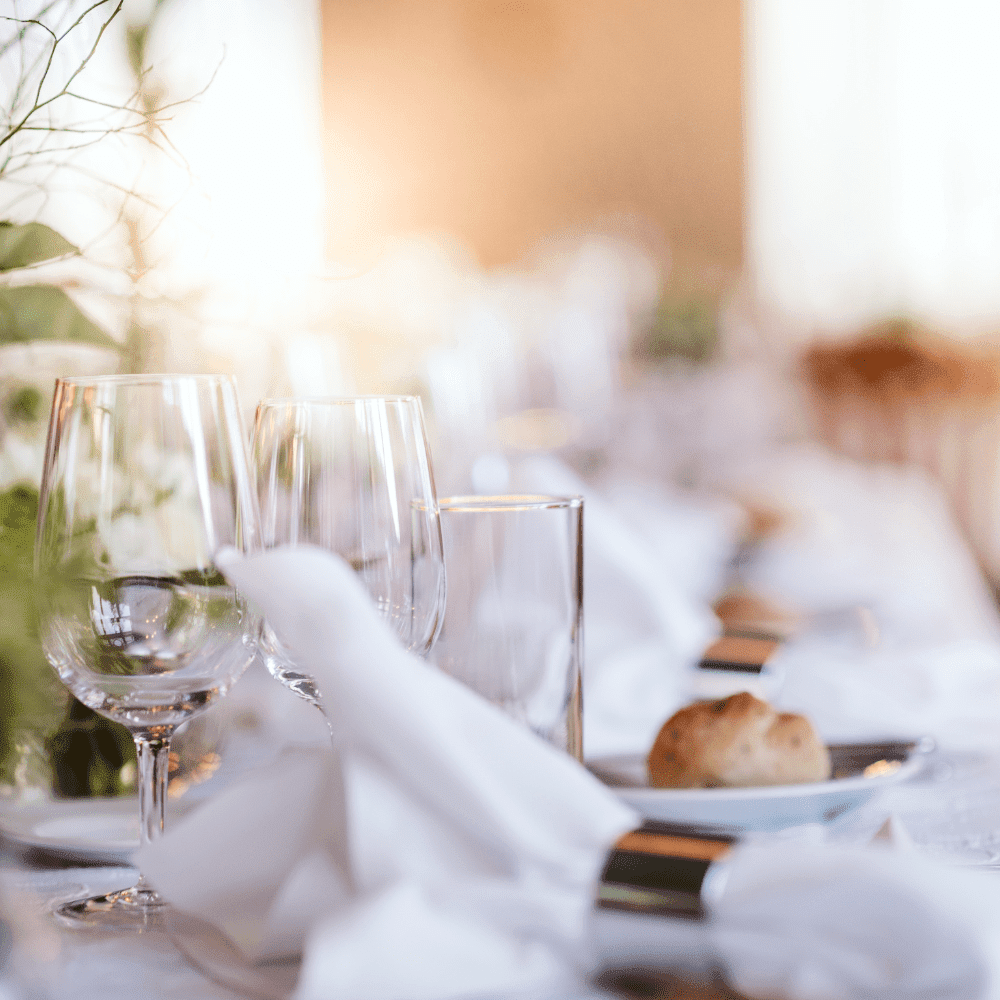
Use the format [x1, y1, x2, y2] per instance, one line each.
[634, 296, 719, 366]
[0, 6, 173, 797]
[0, 484, 135, 795]
[125, 23, 150, 81]
[125, 0, 170, 115]
[178, 567, 229, 587]
[0, 285, 119, 350]
[45, 699, 134, 799]
[0, 485, 64, 784]
[3, 386, 43, 426]
[0, 222, 78, 272]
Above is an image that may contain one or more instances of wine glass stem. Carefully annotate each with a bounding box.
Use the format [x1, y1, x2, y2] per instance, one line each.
[134, 730, 171, 891]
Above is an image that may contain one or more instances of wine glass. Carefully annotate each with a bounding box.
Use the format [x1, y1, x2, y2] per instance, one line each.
[34, 374, 261, 927]
[251, 396, 446, 715]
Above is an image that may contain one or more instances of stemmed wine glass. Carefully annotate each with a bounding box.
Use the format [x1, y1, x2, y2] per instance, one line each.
[251, 396, 446, 716]
[34, 374, 261, 927]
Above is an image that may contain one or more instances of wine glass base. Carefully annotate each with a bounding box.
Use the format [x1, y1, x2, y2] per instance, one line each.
[54, 885, 168, 931]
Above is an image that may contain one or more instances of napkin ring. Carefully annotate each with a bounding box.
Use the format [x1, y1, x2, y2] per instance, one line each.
[598, 821, 734, 919]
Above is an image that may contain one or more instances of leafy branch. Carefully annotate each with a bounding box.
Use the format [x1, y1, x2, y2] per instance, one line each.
[0, 0, 212, 796]
[0, 0, 221, 371]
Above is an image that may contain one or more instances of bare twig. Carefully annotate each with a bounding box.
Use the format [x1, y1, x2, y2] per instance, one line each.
[0, 2, 64, 61]
[0, 1, 124, 153]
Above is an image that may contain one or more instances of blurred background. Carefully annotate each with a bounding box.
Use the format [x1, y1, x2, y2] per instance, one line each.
[7, 0, 1000, 788]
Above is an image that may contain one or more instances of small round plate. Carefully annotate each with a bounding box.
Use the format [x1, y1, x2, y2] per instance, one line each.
[0, 795, 194, 864]
[587, 740, 930, 832]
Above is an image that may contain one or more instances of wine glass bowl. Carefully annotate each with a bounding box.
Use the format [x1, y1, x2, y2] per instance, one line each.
[34, 374, 261, 926]
[42, 569, 252, 730]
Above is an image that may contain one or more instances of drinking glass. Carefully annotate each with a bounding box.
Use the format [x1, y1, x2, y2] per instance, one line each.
[251, 396, 446, 713]
[34, 375, 261, 927]
[432, 495, 583, 759]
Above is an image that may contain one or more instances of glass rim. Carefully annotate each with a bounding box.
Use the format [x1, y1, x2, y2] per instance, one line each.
[55, 373, 236, 387]
[437, 494, 583, 512]
[257, 395, 420, 407]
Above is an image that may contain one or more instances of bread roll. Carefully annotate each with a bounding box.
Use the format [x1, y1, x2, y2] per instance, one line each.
[647, 692, 831, 789]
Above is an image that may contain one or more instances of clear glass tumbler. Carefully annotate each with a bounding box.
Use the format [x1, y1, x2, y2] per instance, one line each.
[432, 495, 583, 759]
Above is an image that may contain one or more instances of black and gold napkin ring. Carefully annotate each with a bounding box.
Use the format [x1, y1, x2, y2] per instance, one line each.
[598, 822, 734, 920]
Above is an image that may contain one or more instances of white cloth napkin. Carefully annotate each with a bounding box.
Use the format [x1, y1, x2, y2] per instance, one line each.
[139, 545, 636, 1000]
[711, 842, 1000, 1000]
[593, 838, 1000, 1000]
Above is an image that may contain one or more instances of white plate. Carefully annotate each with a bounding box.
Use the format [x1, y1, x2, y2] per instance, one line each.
[0, 795, 191, 863]
[588, 740, 929, 832]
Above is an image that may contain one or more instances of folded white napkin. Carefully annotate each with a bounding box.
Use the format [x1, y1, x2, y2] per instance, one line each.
[139, 546, 636, 1000]
[711, 842, 1000, 1000]
[594, 838, 1000, 1000]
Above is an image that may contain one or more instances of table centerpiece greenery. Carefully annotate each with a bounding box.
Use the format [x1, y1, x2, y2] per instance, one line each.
[0, 0, 199, 798]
